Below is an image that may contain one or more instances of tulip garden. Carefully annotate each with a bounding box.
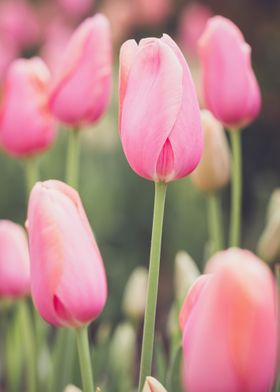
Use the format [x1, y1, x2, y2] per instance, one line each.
[0, 0, 279, 392]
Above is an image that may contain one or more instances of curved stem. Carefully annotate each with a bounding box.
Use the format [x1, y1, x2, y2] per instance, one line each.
[76, 326, 94, 392]
[66, 128, 80, 189]
[207, 192, 224, 254]
[229, 130, 242, 247]
[18, 300, 37, 392]
[25, 157, 39, 196]
[138, 181, 167, 391]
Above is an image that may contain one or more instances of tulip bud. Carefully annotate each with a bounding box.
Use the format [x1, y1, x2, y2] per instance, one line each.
[119, 34, 203, 182]
[174, 251, 200, 303]
[199, 16, 261, 129]
[258, 189, 280, 263]
[143, 377, 168, 392]
[0, 220, 30, 298]
[27, 180, 107, 328]
[49, 14, 112, 126]
[64, 385, 81, 392]
[181, 248, 277, 392]
[109, 322, 136, 390]
[0, 58, 56, 157]
[191, 110, 231, 192]
[122, 266, 148, 321]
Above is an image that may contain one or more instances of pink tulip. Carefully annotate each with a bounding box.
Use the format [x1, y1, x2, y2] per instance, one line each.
[0, 58, 56, 157]
[181, 248, 277, 392]
[0, 0, 40, 50]
[199, 16, 261, 129]
[49, 14, 113, 126]
[178, 4, 213, 57]
[119, 34, 203, 182]
[0, 35, 18, 81]
[0, 220, 30, 298]
[57, 0, 93, 18]
[27, 180, 107, 328]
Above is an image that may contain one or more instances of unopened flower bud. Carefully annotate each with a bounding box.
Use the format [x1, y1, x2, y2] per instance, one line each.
[191, 110, 230, 192]
[175, 251, 200, 303]
[143, 377, 168, 392]
[64, 385, 82, 392]
[122, 267, 148, 321]
[258, 189, 280, 263]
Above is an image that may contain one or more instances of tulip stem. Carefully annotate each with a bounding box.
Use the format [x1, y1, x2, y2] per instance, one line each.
[229, 130, 242, 247]
[25, 156, 39, 196]
[76, 326, 94, 392]
[18, 300, 37, 392]
[138, 181, 167, 391]
[207, 192, 224, 253]
[66, 128, 80, 189]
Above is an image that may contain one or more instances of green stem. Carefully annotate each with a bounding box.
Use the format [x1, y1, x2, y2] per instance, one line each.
[76, 326, 94, 392]
[138, 181, 167, 391]
[229, 130, 242, 247]
[25, 157, 39, 196]
[66, 128, 80, 188]
[207, 192, 224, 253]
[18, 300, 37, 392]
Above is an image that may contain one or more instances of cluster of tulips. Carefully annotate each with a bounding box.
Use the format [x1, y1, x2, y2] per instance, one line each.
[0, 6, 278, 392]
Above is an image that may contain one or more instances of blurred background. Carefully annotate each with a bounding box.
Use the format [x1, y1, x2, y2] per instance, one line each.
[0, 0, 279, 362]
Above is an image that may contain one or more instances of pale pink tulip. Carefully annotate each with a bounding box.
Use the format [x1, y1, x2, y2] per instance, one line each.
[119, 34, 203, 182]
[178, 4, 212, 57]
[0, 0, 40, 50]
[49, 14, 113, 126]
[0, 58, 56, 157]
[181, 248, 277, 392]
[199, 16, 261, 128]
[0, 220, 30, 298]
[27, 180, 107, 328]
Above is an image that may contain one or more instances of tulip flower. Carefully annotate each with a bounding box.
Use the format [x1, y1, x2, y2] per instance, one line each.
[0, 57, 56, 157]
[119, 34, 203, 182]
[27, 180, 107, 328]
[134, 0, 171, 25]
[178, 4, 212, 57]
[0, 220, 30, 298]
[174, 251, 200, 303]
[49, 14, 112, 126]
[143, 377, 168, 392]
[191, 110, 230, 193]
[199, 16, 261, 129]
[181, 248, 277, 392]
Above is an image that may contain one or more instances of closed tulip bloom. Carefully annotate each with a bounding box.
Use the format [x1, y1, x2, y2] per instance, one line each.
[143, 377, 168, 392]
[119, 34, 203, 182]
[181, 248, 277, 392]
[199, 16, 261, 128]
[49, 14, 112, 126]
[0, 58, 56, 157]
[0, 220, 30, 298]
[191, 110, 231, 192]
[27, 180, 107, 328]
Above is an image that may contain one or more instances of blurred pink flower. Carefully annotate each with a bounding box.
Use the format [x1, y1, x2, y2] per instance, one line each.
[27, 180, 107, 328]
[0, 220, 30, 298]
[57, 0, 93, 19]
[49, 14, 113, 126]
[181, 248, 277, 392]
[0, 35, 18, 81]
[199, 16, 261, 128]
[0, 57, 56, 157]
[119, 34, 203, 182]
[0, 0, 40, 50]
[178, 3, 213, 57]
[134, 0, 171, 25]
